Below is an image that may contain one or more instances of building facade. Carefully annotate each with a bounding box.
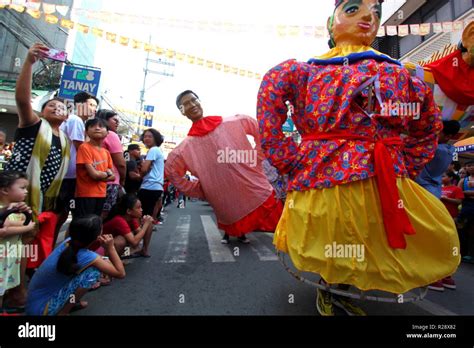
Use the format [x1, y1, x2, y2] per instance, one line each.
[375, 0, 473, 62]
[0, 0, 73, 141]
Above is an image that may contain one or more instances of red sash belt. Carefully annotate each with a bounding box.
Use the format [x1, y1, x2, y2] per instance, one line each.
[302, 132, 415, 249]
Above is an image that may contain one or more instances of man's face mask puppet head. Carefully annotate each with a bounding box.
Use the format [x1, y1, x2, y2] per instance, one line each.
[327, 0, 384, 48]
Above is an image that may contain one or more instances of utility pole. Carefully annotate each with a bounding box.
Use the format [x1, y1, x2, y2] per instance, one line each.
[137, 35, 152, 135]
[136, 36, 176, 135]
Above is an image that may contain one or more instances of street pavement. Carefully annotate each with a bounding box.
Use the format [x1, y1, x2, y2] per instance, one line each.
[58, 200, 474, 316]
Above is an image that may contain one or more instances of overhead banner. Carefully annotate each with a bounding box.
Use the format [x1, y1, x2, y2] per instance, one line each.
[59, 65, 101, 99]
[455, 144, 474, 153]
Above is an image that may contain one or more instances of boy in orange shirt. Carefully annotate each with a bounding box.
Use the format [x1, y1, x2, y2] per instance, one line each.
[75, 118, 115, 217]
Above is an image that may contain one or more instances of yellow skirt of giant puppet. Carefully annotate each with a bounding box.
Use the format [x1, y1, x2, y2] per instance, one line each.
[274, 178, 460, 294]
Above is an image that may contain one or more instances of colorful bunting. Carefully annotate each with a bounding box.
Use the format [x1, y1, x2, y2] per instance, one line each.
[60, 18, 74, 29]
[398, 25, 409, 37]
[410, 24, 420, 35]
[387, 25, 398, 36]
[2, 2, 469, 82]
[92, 27, 104, 38]
[44, 13, 58, 24]
[442, 21, 453, 32]
[10, 4, 25, 12]
[0, 1, 470, 40]
[376, 26, 385, 37]
[119, 36, 130, 46]
[420, 23, 431, 36]
[26, 8, 41, 18]
[106, 32, 117, 43]
[77, 23, 89, 34]
[433, 22, 443, 33]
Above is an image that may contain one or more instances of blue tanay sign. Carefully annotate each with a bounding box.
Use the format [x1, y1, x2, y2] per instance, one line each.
[282, 118, 295, 133]
[59, 66, 101, 99]
[143, 105, 155, 127]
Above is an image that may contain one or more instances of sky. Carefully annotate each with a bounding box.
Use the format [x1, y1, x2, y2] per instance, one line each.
[70, 0, 406, 139]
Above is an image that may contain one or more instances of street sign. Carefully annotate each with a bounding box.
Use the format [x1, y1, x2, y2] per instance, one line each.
[144, 105, 155, 113]
[143, 105, 155, 127]
[59, 65, 101, 99]
[282, 118, 295, 133]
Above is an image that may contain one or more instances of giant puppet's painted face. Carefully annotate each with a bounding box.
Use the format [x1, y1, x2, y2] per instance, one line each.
[328, 0, 382, 47]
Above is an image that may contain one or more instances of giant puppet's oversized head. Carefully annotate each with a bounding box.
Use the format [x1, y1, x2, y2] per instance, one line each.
[327, 0, 384, 48]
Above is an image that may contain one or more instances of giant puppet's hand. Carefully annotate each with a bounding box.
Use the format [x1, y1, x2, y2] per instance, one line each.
[404, 22, 474, 125]
[462, 21, 474, 67]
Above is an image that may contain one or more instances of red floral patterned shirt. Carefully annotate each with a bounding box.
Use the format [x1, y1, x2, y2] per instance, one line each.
[257, 57, 442, 192]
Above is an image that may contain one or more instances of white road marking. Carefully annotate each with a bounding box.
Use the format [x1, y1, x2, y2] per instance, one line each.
[163, 215, 190, 263]
[248, 234, 278, 261]
[201, 215, 236, 263]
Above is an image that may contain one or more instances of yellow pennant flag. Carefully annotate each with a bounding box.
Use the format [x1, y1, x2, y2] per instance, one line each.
[77, 23, 89, 34]
[232, 67, 238, 74]
[27, 9, 42, 19]
[144, 43, 153, 52]
[92, 27, 104, 38]
[45, 14, 59, 24]
[197, 58, 204, 66]
[206, 60, 214, 69]
[120, 36, 130, 46]
[187, 55, 195, 64]
[239, 69, 246, 77]
[60, 19, 74, 30]
[106, 32, 117, 43]
[155, 46, 165, 55]
[247, 71, 254, 79]
[176, 52, 185, 61]
[132, 40, 143, 49]
[224, 65, 230, 73]
[215, 63, 222, 71]
[166, 49, 176, 58]
[10, 4, 25, 12]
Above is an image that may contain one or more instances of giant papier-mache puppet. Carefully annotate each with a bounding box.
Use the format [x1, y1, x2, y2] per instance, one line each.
[257, 0, 461, 307]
